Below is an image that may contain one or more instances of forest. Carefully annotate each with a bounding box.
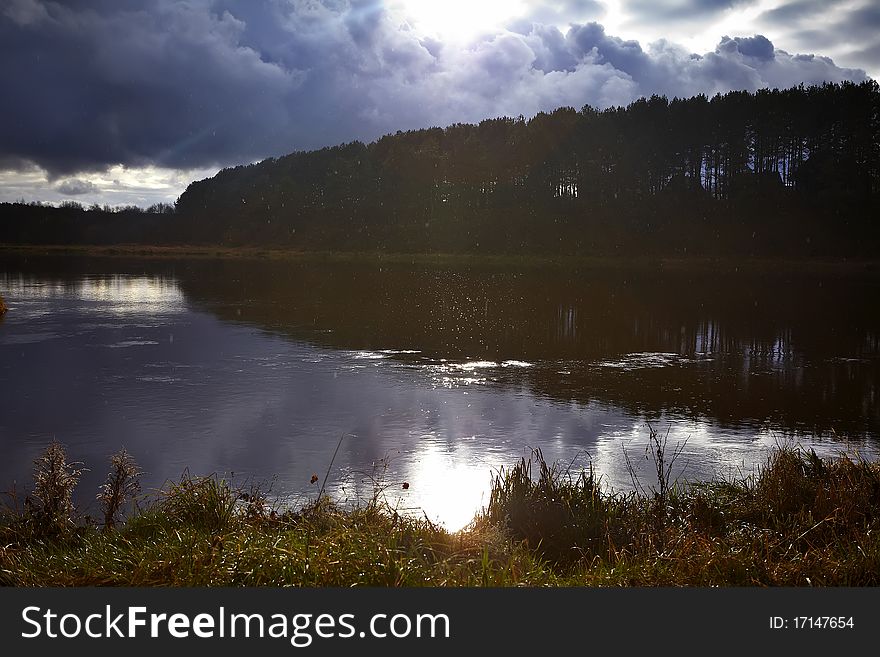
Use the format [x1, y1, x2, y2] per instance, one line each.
[2, 81, 878, 257]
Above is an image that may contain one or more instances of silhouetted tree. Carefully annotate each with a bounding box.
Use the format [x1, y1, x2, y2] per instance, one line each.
[2, 82, 878, 256]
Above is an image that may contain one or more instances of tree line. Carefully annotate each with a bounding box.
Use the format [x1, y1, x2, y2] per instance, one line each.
[0, 200, 173, 245]
[2, 81, 879, 256]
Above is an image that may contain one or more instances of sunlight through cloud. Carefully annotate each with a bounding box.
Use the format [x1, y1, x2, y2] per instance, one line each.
[389, 0, 528, 42]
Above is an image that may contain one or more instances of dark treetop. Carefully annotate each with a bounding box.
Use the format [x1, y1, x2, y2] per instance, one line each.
[2, 81, 878, 257]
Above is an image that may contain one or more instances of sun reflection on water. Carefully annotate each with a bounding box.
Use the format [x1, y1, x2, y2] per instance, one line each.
[77, 276, 184, 314]
[1, 274, 184, 316]
[403, 439, 493, 531]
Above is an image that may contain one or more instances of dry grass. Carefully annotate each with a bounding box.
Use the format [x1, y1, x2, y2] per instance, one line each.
[27, 440, 84, 532]
[480, 443, 880, 585]
[1, 440, 879, 586]
[97, 448, 142, 529]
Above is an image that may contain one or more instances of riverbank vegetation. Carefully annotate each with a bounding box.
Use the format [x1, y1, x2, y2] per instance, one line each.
[2, 436, 879, 586]
[3, 244, 880, 279]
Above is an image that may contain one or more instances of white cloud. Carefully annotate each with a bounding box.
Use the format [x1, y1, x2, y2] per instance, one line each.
[55, 179, 99, 196]
[0, 164, 219, 207]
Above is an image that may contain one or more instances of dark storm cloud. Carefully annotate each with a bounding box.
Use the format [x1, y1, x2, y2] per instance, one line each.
[0, 0, 870, 180]
[567, 22, 651, 77]
[789, 28, 836, 50]
[1, 0, 306, 176]
[520, 23, 579, 73]
[507, 0, 604, 33]
[55, 179, 99, 195]
[838, 4, 880, 42]
[851, 41, 880, 65]
[785, 3, 880, 60]
[762, 0, 879, 35]
[717, 35, 775, 61]
[758, 0, 846, 25]
[625, 0, 755, 21]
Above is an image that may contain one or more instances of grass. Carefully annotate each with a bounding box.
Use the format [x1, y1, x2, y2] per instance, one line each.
[2, 242, 880, 276]
[2, 440, 880, 586]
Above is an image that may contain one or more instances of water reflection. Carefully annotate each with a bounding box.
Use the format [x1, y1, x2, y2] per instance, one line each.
[184, 258, 879, 437]
[1, 255, 878, 529]
[2, 274, 181, 311]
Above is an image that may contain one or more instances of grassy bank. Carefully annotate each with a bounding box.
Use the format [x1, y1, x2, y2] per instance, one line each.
[2, 439, 879, 586]
[2, 242, 880, 276]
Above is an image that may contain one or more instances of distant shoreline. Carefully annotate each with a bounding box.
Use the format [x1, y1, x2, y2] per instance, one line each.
[2, 243, 880, 275]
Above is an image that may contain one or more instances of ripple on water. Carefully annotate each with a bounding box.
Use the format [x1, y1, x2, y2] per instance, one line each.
[0, 332, 59, 345]
[350, 350, 387, 360]
[457, 360, 497, 371]
[593, 352, 715, 371]
[135, 375, 181, 384]
[107, 340, 160, 348]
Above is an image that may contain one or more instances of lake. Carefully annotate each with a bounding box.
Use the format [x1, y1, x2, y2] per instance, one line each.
[1, 254, 878, 529]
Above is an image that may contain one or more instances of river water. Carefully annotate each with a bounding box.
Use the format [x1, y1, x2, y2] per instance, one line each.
[1, 255, 878, 529]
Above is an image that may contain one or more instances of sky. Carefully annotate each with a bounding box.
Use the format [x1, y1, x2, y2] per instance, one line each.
[1, 0, 877, 208]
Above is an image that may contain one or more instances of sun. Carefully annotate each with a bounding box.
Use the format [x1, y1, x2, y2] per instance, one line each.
[388, 0, 528, 42]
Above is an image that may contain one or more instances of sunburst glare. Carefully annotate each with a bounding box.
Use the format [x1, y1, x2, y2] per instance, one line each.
[388, 0, 528, 41]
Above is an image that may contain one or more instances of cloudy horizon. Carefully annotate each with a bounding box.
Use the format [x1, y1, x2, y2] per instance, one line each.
[1, 0, 877, 208]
